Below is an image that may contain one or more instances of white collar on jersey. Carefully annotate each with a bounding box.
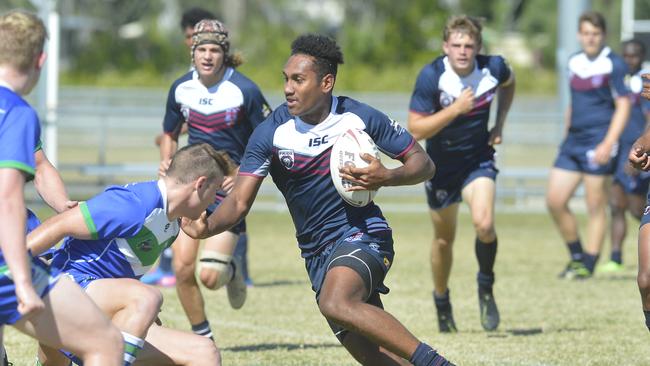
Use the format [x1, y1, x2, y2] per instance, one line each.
[294, 95, 339, 130]
[585, 46, 611, 61]
[157, 179, 170, 219]
[192, 67, 234, 89]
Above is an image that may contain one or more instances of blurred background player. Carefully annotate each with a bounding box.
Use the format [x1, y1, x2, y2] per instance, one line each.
[601, 39, 650, 273]
[183, 33, 455, 366]
[159, 19, 271, 340]
[407, 15, 515, 333]
[547, 11, 630, 279]
[144, 6, 216, 288]
[28, 143, 226, 366]
[0, 9, 123, 366]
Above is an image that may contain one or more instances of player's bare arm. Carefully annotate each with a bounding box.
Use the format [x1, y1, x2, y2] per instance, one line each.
[26, 206, 93, 256]
[489, 73, 516, 145]
[158, 132, 179, 176]
[0, 168, 44, 317]
[594, 95, 631, 164]
[340, 142, 435, 191]
[407, 87, 475, 141]
[182, 174, 262, 239]
[34, 149, 76, 213]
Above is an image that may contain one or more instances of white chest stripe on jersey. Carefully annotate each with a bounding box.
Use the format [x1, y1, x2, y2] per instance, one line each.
[569, 47, 613, 79]
[273, 98, 366, 157]
[175, 68, 244, 116]
[439, 57, 499, 98]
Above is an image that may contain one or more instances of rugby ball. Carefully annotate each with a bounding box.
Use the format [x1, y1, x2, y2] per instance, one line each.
[330, 128, 381, 207]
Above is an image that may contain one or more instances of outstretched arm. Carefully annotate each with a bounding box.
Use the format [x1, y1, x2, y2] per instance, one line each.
[26, 206, 93, 256]
[182, 174, 263, 239]
[34, 149, 76, 213]
[339, 142, 435, 191]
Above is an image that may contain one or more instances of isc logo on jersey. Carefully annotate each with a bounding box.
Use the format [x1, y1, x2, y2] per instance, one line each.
[330, 128, 380, 207]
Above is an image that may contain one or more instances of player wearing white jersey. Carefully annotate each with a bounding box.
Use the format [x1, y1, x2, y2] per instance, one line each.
[183, 34, 455, 366]
[28, 144, 226, 366]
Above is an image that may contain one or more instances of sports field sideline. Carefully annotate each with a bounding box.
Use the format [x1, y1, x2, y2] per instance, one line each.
[5, 209, 648, 365]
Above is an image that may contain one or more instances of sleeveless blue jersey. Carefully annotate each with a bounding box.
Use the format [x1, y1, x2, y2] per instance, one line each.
[239, 96, 415, 257]
[621, 69, 650, 144]
[566, 47, 629, 145]
[163, 67, 272, 165]
[409, 55, 511, 167]
[51, 180, 180, 280]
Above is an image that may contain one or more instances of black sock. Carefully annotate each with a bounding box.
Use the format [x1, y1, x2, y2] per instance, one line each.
[475, 238, 497, 290]
[433, 289, 451, 311]
[191, 320, 214, 340]
[567, 240, 583, 262]
[409, 342, 451, 366]
[582, 253, 599, 273]
[611, 250, 622, 265]
[645, 311, 650, 332]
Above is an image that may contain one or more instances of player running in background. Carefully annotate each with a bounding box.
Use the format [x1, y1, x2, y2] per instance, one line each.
[28, 143, 225, 366]
[159, 19, 271, 340]
[145, 6, 217, 288]
[407, 15, 515, 333]
[601, 39, 650, 273]
[0, 9, 123, 366]
[547, 11, 630, 279]
[183, 33, 455, 366]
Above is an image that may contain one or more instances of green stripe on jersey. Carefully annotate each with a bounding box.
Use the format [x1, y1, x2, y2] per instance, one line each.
[79, 202, 99, 240]
[0, 160, 35, 177]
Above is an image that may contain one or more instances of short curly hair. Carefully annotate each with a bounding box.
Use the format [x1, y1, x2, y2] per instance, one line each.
[291, 34, 344, 78]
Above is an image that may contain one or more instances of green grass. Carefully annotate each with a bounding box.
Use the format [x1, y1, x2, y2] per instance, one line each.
[4, 210, 648, 365]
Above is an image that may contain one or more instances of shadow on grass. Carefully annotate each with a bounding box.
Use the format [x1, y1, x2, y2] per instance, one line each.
[223, 342, 341, 352]
[252, 279, 309, 288]
[594, 274, 637, 281]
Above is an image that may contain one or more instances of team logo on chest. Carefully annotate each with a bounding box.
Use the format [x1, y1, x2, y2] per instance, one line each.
[439, 91, 454, 108]
[138, 239, 153, 252]
[278, 149, 295, 169]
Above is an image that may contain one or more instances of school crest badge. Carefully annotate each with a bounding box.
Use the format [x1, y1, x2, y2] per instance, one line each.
[279, 149, 294, 169]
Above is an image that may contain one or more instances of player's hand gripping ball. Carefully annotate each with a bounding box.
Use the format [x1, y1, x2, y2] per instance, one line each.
[330, 128, 380, 207]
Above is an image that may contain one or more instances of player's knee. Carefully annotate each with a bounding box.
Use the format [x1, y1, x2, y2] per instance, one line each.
[473, 217, 494, 240]
[135, 286, 163, 323]
[546, 195, 566, 213]
[174, 258, 197, 283]
[318, 295, 353, 325]
[433, 236, 454, 250]
[191, 336, 221, 365]
[199, 251, 233, 290]
[638, 270, 650, 295]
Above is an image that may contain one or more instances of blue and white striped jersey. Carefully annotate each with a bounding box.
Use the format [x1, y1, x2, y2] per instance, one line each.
[163, 67, 271, 165]
[239, 96, 415, 257]
[409, 55, 511, 166]
[567, 47, 629, 145]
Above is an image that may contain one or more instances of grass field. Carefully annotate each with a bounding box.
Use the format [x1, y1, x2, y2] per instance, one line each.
[4, 209, 649, 365]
